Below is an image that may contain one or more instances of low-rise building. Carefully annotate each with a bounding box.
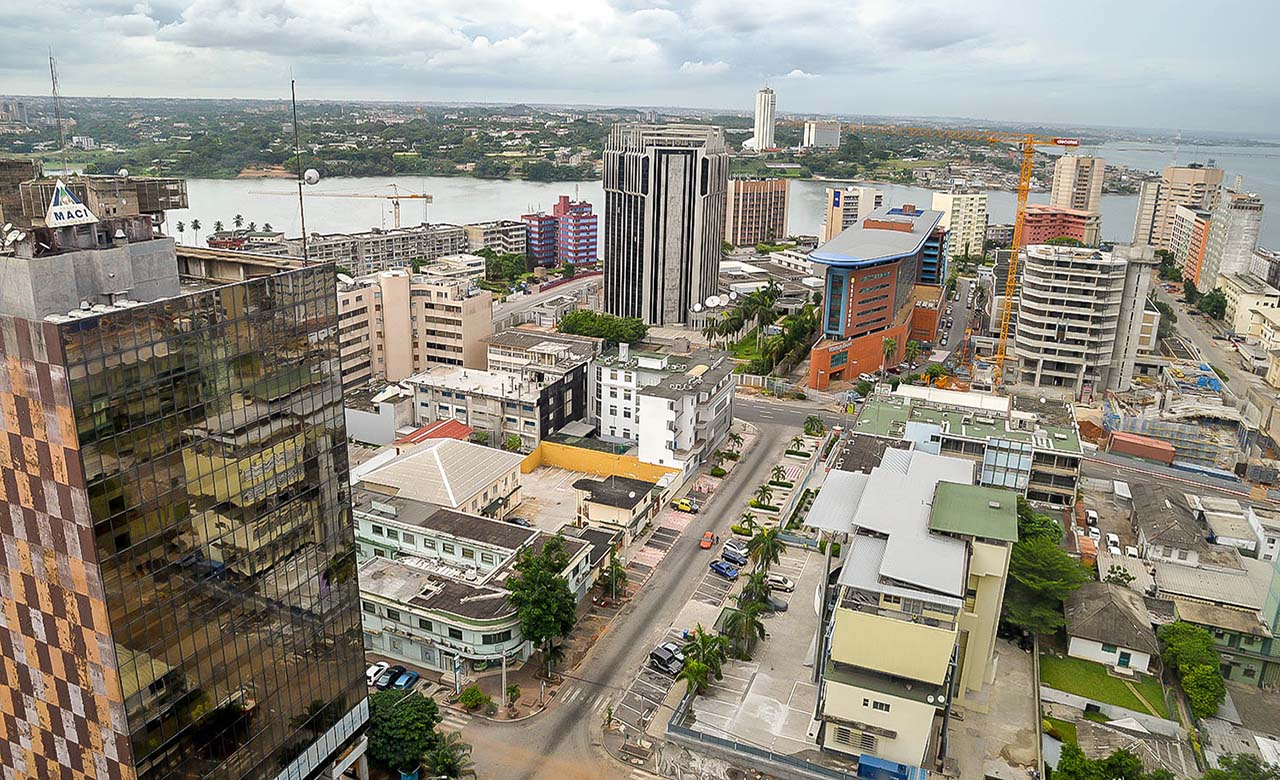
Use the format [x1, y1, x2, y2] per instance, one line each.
[356, 436, 526, 518]
[465, 219, 527, 255]
[1216, 271, 1280, 336]
[345, 383, 416, 445]
[1022, 203, 1101, 247]
[422, 253, 487, 284]
[1063, 582, 1160, 674]
[588, 342, 736, 470]
[805, 449, 1017, 771]
[289, 223, 468, 275]
[573, 475, 661, 544]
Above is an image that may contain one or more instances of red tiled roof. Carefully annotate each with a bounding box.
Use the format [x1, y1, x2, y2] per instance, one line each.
[394, 419, 475, 446]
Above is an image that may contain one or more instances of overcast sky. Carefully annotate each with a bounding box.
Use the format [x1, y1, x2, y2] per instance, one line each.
[3, 0, 1275, 133]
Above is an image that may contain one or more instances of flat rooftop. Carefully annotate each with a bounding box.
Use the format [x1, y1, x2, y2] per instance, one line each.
[928, 482, 1018, 543]
[573, 475, 657, 510]
[406, 365, 542, 401]
[810, 205, 943, 268]
[352, 490, 536, 551]
[359, 556, 515, 621]
[1219, 272, 1279, 297]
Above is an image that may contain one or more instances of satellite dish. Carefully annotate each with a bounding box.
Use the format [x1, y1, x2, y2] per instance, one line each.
[304, 168, 321, 186]
[706, 295, 722, 308]
[3, 229, 27, 247]
[692, 303, 703, 312]
[116, 168, 129, 178]
[336, 273, 356, 285]
[729, 291, 739, 300]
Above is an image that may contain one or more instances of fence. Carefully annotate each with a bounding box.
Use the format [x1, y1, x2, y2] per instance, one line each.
[735, 373, 795, 395]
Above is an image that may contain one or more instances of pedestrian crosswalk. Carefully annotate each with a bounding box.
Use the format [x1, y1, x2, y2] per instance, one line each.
[437, 709, 471, 733]
[556, 684, 614, 713]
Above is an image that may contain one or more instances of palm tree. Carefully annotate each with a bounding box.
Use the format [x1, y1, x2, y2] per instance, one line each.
[803, 415, 824, 436]
[747, 526, 786, 572]
[543, 641, 567, 678]
[726, 430, 744, 451]
[722, 599, 767, 658]
[233, 214, 244, 229]
[247, 221, 257, 232]
[262, 222, 273, 231]
[789, 434, 805, 452]
[753, 483, 774, 508]
[190, 219, 201, 245]
[213, 220, 224, 233]
[880, 336, 897, 375]
[741, 569, 772, 604]
[677, 658, 711, 696]
[681, 624, 728, 688]
[905, 340, 922, 367]
[739, 512, 758, 534]
[175, 220, 185, 244]
[701, 319, 721, 346]
[424, 731, 476, 779]
[770, 464, 787, 484]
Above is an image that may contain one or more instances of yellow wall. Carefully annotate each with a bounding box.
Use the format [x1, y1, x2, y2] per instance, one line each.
[830, 609, 955, 685]
[521, 441, 679, 482]
[822, 679, 937, 766]
[956, 540, 1010, 695]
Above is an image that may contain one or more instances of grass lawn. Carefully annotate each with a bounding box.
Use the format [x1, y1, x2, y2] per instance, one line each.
[1044, 717, 1077, 745]
[730, 328, 761, 361]
[1039, 654, 1169, 719]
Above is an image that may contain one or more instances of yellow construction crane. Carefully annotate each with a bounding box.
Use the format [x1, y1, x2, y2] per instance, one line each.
[855, 125, 1080, 383]
[251, 183, 432, 229]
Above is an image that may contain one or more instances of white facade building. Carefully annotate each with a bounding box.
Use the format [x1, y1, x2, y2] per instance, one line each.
[751, 87, 776, 151]
[1050, 155, 1105, 213]
[1200, 189, 1265, 284]
[931, 190, 988, 262]
[802, 121, 841, 150]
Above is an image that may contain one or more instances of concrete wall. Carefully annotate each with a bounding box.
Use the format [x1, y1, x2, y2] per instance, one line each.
[1067, 637, 1152, 674]
[521, 440, 679, 483]
[1039, 686, 1179, 737]
[956, 540, 1011, 695]
[821, 679, 937, 767]
[1, 237, 179, 319]
[344, 404, 399, 446]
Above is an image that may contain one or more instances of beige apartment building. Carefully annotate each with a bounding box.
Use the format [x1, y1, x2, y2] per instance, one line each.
[931, 190, 988, 262]
[1050, 155, 1105, 212]
[821, 185, 884, 242]
[464, 219, 527, 255]
[1170, 205, 1213, 285]
[337, 269, 493, 390]
[289, 223, 468, 276]
[724, 178, 790, 246]
[1132, 164, 1225, 249]
[1216, 272, 1280, 337]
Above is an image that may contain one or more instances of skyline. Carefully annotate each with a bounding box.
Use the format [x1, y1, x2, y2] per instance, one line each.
[2, 1, 1277, 135]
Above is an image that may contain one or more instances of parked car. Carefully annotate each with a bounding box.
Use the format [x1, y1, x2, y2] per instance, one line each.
[649, 642, 685, 675]
[1088, 527, 1101, 542]
[375, 665, 405, 690]
[765, 573, 795, 592]
[1213, 334, 1228, 341]
[700, 531, 716, 549]
[393, 670, 420, 690]
[858, 372, 876, 383]
[724, 539, 748, 557]
[763, 595, 789, 612]
[1107, 545, 1123, 557]
[671, 497, 700, 513]
[709, 560, 740, 580]
[721, 547, 748, 567]
[365, 662, 389, 687]
[507, 516, 533, 527]
[1124, 546, 1140, 558]
[1085, 509, 1099, 526]
[1105, 532, 1120, 549]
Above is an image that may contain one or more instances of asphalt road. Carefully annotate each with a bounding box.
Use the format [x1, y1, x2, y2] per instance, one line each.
[1151, 281, 1261, 396]
[463, 412, 799, 780]
[491, 274, 601, 323]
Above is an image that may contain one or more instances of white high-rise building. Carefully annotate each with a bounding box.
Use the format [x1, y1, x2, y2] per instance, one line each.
[1050, 155, 1105, 213]
[932, 190, 988, 263]
[751, 87, 776, 151]
[802, 121, 841, 150]
[1200, 188, 1265, 284]
[821, 186, 884, 242]
[601, 124, 729, 326]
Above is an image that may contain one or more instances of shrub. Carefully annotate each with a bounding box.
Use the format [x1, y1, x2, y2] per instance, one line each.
[748, 500, 780, 511]
[784, 450, 811, 458]
[730, 524, 753, 536]
[458, 684, 491, 712]
[722, 450, 741, 461]
[710, 466, 727, 478]
[768, 479, 794, 488]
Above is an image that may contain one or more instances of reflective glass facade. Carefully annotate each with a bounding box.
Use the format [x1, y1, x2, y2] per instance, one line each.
[59, 266, 365, 779]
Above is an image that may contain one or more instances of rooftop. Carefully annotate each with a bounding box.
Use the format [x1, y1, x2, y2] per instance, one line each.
[393, 418, 476, 446]
[483, 327, 602, 365]
[593, 343, 736, 401]
[1218, 272, 1279, 297]
[406, 364, 543, 401]
[810, 204, 943, 268]
[824, 659, 948, 705]
[352, 490, 536, 551]
[1063, 581, 1160, 655]
[1170, 598, 1272, 638]
[928, 482, 1018, 543]
[359, 556, 515, 621]
[831, 434, 913, 475]
[357, 438, 525, 508]
[572, 475, 658, 510]
[1130, 483, 1207, 549]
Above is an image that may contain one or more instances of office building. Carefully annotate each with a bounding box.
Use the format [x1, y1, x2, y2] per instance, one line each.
[801, 120, 841, 150]
[289, 223, 468, 275]
[353, 492, 592, 676]
[1251, 247, 1280, 292]
[522, 211, 559, 266]
[807, 205, 947, 389]
[1170, 206, 1213, 285]
[1014, 243, 1158, 396]
[1132, 164, 1225, 249]
[851, 385, 1083, 507]
[985, 223, 1014, 247]
[12, 171, 187, 230]
[553, 195, 599, 265]
[0, 208, 368, 779]
[749, 87, 776, 151]
[931, 190, 987, 262]
[806, 449, 1017, 771]
[1216, 271, 1280, 336]
[336, 268, 493, 390]
[1022, 203, 1102, 247]
[589, 342, 736, 471]
[602, 124, 729, 326]
[1200, 188, 1265, 284]
[465, 219, 528, 256]
[821, 185, 884, 242]
[0, 99, 29, 125]
[724, 178, 790, 247]
[1050, 155, 1105, 212]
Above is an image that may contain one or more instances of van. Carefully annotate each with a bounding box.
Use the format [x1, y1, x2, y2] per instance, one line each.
[1085, 509, 1099, 526]
[1105, 532, 1120, 549]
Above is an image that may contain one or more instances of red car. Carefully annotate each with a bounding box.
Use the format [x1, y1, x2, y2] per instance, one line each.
[699, 531, 715, 549]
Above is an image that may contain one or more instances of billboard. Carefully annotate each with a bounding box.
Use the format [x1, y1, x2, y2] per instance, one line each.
[44, 179, 99, 228]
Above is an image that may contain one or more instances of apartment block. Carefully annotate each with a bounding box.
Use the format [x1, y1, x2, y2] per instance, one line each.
[465, 218, 528, 256]
[588, 342, 736, 471]
[289, 223, 468, 275]
[1014, 243, 1157, 396]
[522, 211, 559, 266]
[1200, 188, 1265, 284]
[1132, 164, 1224, 249]
[1022, 203, 1101, 247]
[1170, 206, 1212, 285]
[336, 269, 493, 390]
[802, 120, 842, 150]
[931, 190, 987, 261]
[806, 450, 1017, 771]
[724, 177, 790, 246]
[1216, 271, 1280, 336]
[1050, 155, 1105, 212]
[821, 185, 884, 242]
[553, 195, 599, 265]
[16, 172, 188, 228]
[1250, 247, 1280, 291]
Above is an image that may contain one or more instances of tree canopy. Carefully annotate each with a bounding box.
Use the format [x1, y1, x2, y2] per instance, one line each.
[1053, 744, 1175, 780]
[367, 690, 440, 772]
[1158, 621, 1226, 718]
[1197, 288, 1228, 320]
[1002, 535, 1089, 634]
[1204, 754, 1280, 780]
[1017, 497, 1063, 544]
[506, 535, 578, 658]
[557, 309, 648, 345]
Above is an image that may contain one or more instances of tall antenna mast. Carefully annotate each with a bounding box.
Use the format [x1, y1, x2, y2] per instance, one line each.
[291, 78, 309, 262]
[49, 52, 68, 176]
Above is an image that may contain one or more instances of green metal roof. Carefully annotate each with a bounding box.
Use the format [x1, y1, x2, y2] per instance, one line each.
[928, 482, 1018, 542]
[852, 395, 1082, 454]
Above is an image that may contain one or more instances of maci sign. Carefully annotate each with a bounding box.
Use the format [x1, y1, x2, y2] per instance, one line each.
[44, 179, 100, 228]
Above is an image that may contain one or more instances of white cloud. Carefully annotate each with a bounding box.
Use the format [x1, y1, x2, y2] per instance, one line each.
[780, 69, 819, 80]
[679, 60, 729, 75]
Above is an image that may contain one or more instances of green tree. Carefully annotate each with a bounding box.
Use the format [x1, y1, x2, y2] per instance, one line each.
[753, 483, 774, 507]
[557, 309, 648, 345]
[233, 214, 244, 229]
[262, 222, 273, 231]
[803, 415, 825, 436]
[1103, 564, 1135, 586]
[1002, 536, 1089, 634]
[1046, 236, 1086, 247]
[881, 335, 897, 371]
[366, 690, 440, 772]
[925, 363, 947, 381]
[423, 730, 477, 779]
[789, 434, 805, 451]
[1182, 663, 1227, 718]
[741, 569, 772, 604]
[854, 380, 874, 397]
[1053, 744, 1153, 780]
[597, 549, 628, 598]
[739, 512, 758, 534]
[190, 218, 202, 245]
[506, 536, 578, 677]
[1017, 497, 1063, 543]
[1153, 299, 1177, 340]
[1184, 278, 1200, 303]
[726, 430, 744, 451]
[680, 624, 729, 693]
[503, 434, 523, 452]
[175, 220, 185, 243]
[457, 684, 490, 711]
[770, 464, 787, 484]
[722, 599, 767, 658]
[1158, 621, 1219, 671]
[905, 340, 922, 367]
[1197, 288, 1227, 319]
[747, 526, 786, 572]
[505, 684, 521, 707]
[677, 658, 711, 696]
[248, 221, 256, 231]
[1204, 754, 1280, 780]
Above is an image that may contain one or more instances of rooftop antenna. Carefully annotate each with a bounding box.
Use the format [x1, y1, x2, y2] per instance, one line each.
[290, 75, 319, 262]
[49, 52, 68, 177]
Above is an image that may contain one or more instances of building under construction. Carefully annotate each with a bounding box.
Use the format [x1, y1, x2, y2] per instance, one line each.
[15, 172, 187, 227]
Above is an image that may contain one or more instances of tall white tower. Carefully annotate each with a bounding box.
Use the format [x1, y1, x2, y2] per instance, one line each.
[753, 87, 776, 151]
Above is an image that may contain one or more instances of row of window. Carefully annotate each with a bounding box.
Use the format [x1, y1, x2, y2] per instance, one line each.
[368, 525, 498, 565]
[361, 601, 512, 645]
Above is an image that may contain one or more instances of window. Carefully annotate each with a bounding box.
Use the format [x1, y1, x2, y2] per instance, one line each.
[418, 618, 433, 631]
[385, 608, 401, 622]
[442, 543, 455, 554]
[481, 552, 495, 564]
[1101, 643, 1118, 653]
[386, 528, 399, 541]
[462, 548, 475, 560]
[448, 627, 464, 640]
[371, 524, 384, 536]
[1176, 548, 1190, 561]
[374, 549, 386, 558]
[872, 701, 890, 713]
[403, 532, 415, 545]
[482, 630, 513, 645]
[1244, 665, 1258, 678]
[362, 601, 375, 614]
[424, 539, 437, 550]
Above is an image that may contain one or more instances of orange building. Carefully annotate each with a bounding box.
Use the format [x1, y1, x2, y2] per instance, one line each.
[1022, 203, 1101, 246]
[1171, 205, 1212, 285]
[807, 204, 947, 389]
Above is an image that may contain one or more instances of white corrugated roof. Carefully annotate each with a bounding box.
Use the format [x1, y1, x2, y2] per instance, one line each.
[1154, 557, 1271, 610]
[358, 438, 525, 508]
[804, 470, 868, 533]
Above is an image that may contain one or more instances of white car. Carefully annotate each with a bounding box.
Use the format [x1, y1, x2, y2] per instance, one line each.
[765, 573, 796, 592]
[1087, 527, 1101, 542]
[724, 539, 749, 557]
[1108, 545, 1123, 557]
[1085, 509, 1099, 526]
[858, 372, 876, 383]
[365, 661, 389, 687]
[1125, 546, 1140, 558]
[1104, 532, 1120, 549]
